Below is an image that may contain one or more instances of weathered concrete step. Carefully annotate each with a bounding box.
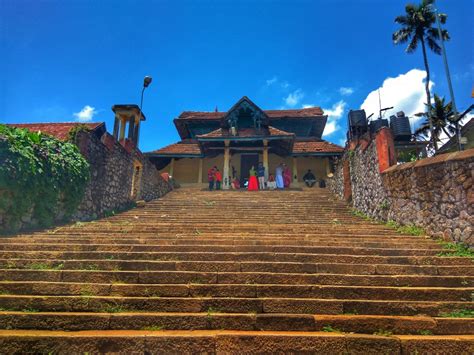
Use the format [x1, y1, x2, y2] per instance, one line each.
[0, 250, 470, 265]
[0, 243, 445, 256]
[1, 282, 471, 302]
[1, 270, 472, 287]
[0, 295, 472, 316]
[0, 329, 472, 355]
[0, 311, 472, 335]
[2, 259, 472, 276]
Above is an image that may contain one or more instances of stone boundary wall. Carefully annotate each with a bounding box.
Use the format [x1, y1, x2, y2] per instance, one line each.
[382, 149, 473, 246]
[73, 131, 172, 221]
[328, 128, 473, 246]
[1, 130, 171, 232]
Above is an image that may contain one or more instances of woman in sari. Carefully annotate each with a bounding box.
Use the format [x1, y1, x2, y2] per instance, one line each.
[275, 164, 284, 189]
[248, 165, 259, 191]
[283, 163, 291, 188]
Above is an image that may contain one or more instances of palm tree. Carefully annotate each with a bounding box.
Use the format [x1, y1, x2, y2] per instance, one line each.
[415, 94, 456, 147]
[393, 0, 449, 151]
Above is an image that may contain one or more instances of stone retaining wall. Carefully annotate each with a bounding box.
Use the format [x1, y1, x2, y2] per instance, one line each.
[73, 131, 172, 221]
[382, 149, 473, 246]
[328, 128, 473, 246]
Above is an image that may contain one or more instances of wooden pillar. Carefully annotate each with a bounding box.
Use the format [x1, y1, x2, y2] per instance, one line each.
[119, 118, 127, 140]
[169, 158, 175, 176]
[263, 139, 269, 180]
[292, 157, 299, 186]
[198, 158, 203, 184]
[223, 140, 230, 189]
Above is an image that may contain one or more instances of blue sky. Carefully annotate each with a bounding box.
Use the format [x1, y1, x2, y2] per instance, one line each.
[1, 0, 473, 151]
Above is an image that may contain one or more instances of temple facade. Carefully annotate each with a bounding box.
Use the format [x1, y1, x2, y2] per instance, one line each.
[146, 97, 344, 188]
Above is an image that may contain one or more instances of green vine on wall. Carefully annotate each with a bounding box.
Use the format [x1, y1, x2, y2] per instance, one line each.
[0, 125, 90, 233]
[67, 124, 91, 143]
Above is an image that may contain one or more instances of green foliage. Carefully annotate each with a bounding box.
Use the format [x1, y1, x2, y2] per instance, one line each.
[373, 329, 393, 337]
[439, 309, 474, 318]
[0, 124, 90, 233]
[322, 325, 341, 333]
[67, 124, 91, 143]
[386, 220, 425, 236]
[437, 241, 474, 259]
[378, 200, 390, 210]
[418, 330, 433, 335]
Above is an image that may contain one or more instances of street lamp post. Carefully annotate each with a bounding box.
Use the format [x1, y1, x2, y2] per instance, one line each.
[137, 76, 152, 146]
[430, 6, 462, 151]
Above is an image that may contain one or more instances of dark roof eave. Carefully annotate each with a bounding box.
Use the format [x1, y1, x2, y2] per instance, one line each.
[292, 152, 343, 157]
[197, 136, 294, 142]
[145, 153, 204, 158]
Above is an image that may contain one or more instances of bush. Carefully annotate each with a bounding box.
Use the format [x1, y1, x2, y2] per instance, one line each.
[0, 124, 90, 232]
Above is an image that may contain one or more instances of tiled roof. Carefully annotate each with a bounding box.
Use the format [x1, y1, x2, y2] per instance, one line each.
[196, 126, 294, 139]
[292, 140, 344, 154]
[178, 107, 324, 120]
[7, 122, 104, 141]
[147, 142, 202, 156]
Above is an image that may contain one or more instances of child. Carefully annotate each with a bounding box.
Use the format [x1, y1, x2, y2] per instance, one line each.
[215, 168, 222, 190]
[267, 174, 277, 190]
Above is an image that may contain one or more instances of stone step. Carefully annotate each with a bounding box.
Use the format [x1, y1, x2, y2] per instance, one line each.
[1, 270, 471, 287]
[0, 243, 446, 256]
[2, 259, 472, 276]
[0, 295, 472, 316]
[0, 311, 472, 335]
[0, 250, 469, 265]
[0, 329, 472, 354]
[1, 282, 471, 302]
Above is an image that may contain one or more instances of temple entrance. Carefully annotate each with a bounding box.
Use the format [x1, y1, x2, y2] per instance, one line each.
[240, 153, 259, 184]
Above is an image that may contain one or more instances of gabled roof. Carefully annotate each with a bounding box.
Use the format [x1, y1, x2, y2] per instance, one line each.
[292, 140, 344, 155]
[196, 126, 295, 140]
[6, 122, 106, 141]
[146, 141, 202, 157]
[177, 107, 324, 120]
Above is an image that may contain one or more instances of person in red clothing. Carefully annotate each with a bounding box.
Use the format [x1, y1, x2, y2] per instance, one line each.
[248, 165, 258, 191]
[207, 167, 215, 191]
[214, 168, 222, 190]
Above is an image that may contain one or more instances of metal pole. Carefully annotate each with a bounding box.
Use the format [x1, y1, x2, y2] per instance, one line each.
[434, 9, 462, 151]
[137, 86, 146, 146]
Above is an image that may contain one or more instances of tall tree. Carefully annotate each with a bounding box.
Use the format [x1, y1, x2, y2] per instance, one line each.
[392, 0, 449, 151]
[415, 94, 456, 147]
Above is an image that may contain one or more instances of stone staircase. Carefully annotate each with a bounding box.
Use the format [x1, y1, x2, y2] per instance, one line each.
[0, 187, 472, 354]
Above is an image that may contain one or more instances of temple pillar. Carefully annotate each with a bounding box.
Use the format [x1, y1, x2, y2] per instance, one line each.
[169, 158, 175, 176]
[198, 158, 203, 184]
[223, 140, 230, 189]
[263, 139, 269, 180]
[119, 118, 126, 140]
[127, 116, 135, 141]
[292, 157, 299, 186]
[113, 116, 120, 139]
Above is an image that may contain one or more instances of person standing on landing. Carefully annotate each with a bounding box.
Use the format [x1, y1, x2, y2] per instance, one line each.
[257, 162, 265, 190]
[207, 167, 215, 191]
[248, 165, 258, 191]
[214, 168, 222, 190]
[283, 163, 291, 188]
[275, 163, 284, 189]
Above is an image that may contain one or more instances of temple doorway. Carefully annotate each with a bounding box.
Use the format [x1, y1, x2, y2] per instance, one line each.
[240, 153, 259, 184]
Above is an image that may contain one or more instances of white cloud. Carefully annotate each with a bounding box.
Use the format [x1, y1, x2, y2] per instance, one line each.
[339, 87, 354, 96]
[73, 105, 98, 122]
[360, 69, 434, 129]
[284, 89, 304, 107]
[302, 104, 315, 109]
[322, 100, 346, 137]
[266, 76, 278, 86]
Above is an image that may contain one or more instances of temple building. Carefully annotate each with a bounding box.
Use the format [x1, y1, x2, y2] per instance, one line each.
[146, 96, 344, 188]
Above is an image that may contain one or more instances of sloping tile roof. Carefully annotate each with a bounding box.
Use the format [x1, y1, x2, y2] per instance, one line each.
[196, 126, 294, 139]
[7, 122, 104, 141]
[292, 140, 344, 154]
[147, 141, 202, 156]
[178, 107, 324, 120]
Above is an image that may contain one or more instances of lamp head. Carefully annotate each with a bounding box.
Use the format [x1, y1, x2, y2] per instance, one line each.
[143, 76, 152, 88]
